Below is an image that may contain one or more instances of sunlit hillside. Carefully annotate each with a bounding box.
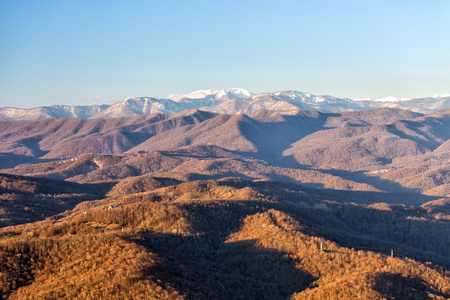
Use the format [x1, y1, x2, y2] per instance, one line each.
[1, 177, 449, 299]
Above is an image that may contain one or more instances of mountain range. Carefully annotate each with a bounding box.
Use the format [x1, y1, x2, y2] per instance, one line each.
[3, 106, 450, 200]
[2, 88, 450, 121]
[0, 107, 423, 162]
[2, 91, 450, 298]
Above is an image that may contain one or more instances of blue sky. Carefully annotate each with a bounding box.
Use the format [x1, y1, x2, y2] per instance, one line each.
[1, 0, 449, 108]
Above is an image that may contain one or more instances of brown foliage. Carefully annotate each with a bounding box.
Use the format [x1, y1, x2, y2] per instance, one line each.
[0, 178, 449, 299]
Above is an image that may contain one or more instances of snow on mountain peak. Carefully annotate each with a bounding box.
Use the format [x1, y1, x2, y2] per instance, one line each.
[274, 90, 324, 103]
[225, 88, 252, 99]
[433, 93, 450, 98]
[369, 96, 399, 102]
[183, 89, 220, 99]
[354, 96, 411, 102]
[175, 88, 252, 101]
[375, 96, 410, 102]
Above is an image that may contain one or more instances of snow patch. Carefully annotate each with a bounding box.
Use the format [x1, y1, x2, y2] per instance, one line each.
[433, 93, 450, 98]
[355, 96, 410, 102]
[183, 89, 220, 99]
[226, 88, 252, 99]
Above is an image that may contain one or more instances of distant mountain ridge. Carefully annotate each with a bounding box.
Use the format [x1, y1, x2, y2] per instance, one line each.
[2, 88, 450, 121]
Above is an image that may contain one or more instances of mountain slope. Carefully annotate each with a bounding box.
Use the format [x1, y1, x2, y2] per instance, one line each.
[284, 109, 450, 170]
[0, 104, 108, 121]
[128, 113, 293, 155]
[0, 110, 218, 159]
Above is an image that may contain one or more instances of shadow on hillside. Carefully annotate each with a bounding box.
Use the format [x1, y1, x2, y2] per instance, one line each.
[133, 200, 313, 299]
[270, 154, 312, 169]
[282, 197, 450, 267]
[388, 122, 441, 151]
[139, 233, 313, 299]
[82, 181, 117, 197]
[257, 116, 326, 154]
[302, 187, 441, 206]
[372, 272, 450, 299]
[314, 168, 416, 193]
[0, 179, 116, 228]
[258, 170, 439, 206]
[0, 153, 55, 169]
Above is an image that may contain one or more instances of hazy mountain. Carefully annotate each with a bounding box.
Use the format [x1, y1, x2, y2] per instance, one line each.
[0, 104, 109, 121]
[2, 89, 450, 121]
[358, 94, 450, 113]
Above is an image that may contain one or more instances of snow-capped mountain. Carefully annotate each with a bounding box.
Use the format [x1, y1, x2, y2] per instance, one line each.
[169, 88, 253, 101]
[92, 97, 185, 118]
[0, 104, 109, 121]
[354, 96, 411, 102]
[1, 89, 450, 121]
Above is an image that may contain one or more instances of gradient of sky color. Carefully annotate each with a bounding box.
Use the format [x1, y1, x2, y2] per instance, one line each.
[1, 0, 449, 108]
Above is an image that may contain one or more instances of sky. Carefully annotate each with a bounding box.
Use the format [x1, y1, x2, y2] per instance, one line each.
[1, 0, 449, 108]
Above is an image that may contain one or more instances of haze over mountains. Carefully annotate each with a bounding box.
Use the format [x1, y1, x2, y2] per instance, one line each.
[2, 88, 450, 121]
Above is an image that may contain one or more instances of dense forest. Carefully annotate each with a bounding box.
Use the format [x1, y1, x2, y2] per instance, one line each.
[0, 176, 449, 299]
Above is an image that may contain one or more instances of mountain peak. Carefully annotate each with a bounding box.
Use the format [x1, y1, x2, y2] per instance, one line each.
[171, 88, 252, 102]
[354, 96, 411, 102]
[375, 96, 410, 102]
[433, 93, 450, 98]
[183, 89, 220, 99]
[224, 88, 252, 99]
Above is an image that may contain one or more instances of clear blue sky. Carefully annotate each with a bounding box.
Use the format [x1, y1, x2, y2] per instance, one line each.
[1, 0, 449, 108]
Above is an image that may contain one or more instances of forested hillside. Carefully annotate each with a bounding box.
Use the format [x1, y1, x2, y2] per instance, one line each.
[0, 177, 449, 299]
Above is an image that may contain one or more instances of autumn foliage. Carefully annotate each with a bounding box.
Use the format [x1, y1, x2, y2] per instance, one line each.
[0, 178, 449, 299]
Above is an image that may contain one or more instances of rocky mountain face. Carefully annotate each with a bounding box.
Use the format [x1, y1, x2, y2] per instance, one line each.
[2, 88, 450, 121]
